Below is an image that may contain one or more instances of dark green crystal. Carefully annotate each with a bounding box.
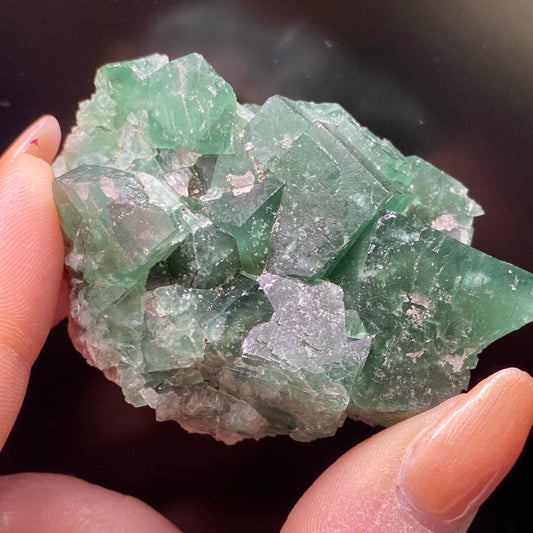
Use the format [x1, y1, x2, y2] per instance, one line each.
[53, 53, 533, 443]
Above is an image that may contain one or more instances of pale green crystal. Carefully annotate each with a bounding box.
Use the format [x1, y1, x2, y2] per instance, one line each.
[53, 53, 533, 443]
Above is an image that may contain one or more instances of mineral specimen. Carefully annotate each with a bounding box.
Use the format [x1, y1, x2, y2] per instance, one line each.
[53, 53, 533, 443]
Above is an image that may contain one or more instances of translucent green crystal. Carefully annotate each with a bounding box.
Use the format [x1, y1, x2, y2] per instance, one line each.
[331, 211, 533, 423]
[53, 53, 533, 443]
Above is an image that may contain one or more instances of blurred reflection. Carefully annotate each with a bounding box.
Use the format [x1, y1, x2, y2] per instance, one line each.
[120, 1, 442, 153]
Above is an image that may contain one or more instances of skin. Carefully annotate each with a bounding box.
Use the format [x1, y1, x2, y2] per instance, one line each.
[0, 117, 531, 532]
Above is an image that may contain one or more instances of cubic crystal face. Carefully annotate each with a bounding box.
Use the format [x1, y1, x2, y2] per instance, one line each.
[53, 53, 533, 443]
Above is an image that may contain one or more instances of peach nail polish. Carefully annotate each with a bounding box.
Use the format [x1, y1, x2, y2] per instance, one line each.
[397, 368, 533, 532]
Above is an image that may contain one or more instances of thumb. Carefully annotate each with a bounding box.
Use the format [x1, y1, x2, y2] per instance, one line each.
[282, 368, 533, 532]
[0, 115, 63, 448]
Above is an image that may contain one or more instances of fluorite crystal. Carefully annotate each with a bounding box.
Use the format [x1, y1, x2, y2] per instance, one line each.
[53, 53, 533, 443]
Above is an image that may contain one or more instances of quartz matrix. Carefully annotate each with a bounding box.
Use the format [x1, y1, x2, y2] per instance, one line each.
[53, 53, 533, 443]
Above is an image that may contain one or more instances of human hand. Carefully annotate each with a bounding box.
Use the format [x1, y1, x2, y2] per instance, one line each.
[0, 118, 532, 532]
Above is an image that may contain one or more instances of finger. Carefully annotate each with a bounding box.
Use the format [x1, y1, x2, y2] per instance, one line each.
[0, 117, 63, 449]
[282, 368, 533, 533]
[1, 115, 60, 165]
[0, 473, 181, 532]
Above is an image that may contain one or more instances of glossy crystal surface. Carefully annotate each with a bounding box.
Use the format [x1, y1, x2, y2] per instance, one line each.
[53, 53, 533, 442]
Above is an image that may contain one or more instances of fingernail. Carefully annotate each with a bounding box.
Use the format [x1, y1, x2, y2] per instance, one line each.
[4, 115, 60, 164]
[397, 368, 533, 532]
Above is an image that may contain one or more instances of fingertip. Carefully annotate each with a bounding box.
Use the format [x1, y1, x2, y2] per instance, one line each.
[397, 368, 533, 532]
[282, 369, 533, 533]
[1, 115, 61, 166]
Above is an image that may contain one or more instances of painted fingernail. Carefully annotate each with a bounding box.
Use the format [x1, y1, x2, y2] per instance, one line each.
[5, 115, 60, 164]
[397, 368, 533, 532]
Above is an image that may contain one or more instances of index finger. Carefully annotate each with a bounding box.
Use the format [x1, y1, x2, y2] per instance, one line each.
[0, 116, 63, 449]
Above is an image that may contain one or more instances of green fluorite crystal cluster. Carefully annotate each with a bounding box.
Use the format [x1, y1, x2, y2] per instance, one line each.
[53, 53, 533, 443]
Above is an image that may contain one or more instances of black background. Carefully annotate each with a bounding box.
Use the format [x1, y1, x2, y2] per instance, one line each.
[0, 1, 532, 531]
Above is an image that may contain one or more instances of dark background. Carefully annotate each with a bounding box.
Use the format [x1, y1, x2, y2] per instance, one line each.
[0, 1, 532, 531]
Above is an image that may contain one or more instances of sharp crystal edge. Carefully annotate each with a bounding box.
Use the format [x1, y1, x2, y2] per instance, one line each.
[53, 53, 533, 443]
